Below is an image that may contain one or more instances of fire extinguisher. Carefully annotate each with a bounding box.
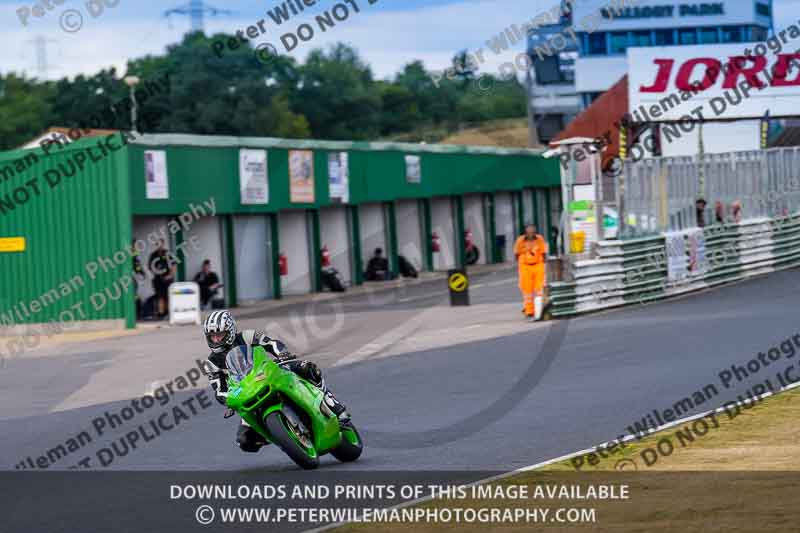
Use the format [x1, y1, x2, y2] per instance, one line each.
[278, 253, 288, 276]
[464, 228, 474, 249]
[321, 245, 331, 267]
[431, 232, 441, 253]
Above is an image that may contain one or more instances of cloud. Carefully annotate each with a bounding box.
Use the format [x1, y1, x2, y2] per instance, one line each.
[257, 0, 553, 78]
[1, 0, 792, 83]
[1, 0, 553, 80]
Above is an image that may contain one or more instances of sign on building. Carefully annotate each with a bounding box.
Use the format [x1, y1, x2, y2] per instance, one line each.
[289, 150, 315, 203]
[568, 199, 596, 253]
[0, 237, 25, 253]
[571, 1, 766, 32]
[239, 149, 269, 205]
[327, 152, 349, 203]
[405, 155, 421, 183]
[628, 40, 800, 122]
[144, 150, 169, 199]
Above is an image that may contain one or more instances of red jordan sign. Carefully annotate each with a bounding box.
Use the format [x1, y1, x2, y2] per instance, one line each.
[628, 42, 800, 122]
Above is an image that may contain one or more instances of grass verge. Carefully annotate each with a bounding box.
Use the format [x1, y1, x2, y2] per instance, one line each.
[337, 388, 800, 532]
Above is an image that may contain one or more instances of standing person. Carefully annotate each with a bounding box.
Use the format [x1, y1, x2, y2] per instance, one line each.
[715, 201, 726, 224]
[148, 239, 175, 319]
[514, 224, 547, 322]
[194, 259, 222, 309]
[695, 198, 707, 228]
[132, 240, 145, 319]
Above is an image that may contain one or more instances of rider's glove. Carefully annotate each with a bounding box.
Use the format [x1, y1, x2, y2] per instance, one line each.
[297, 360, 323, 387]
[275, 351, 297, 363]
[207, 371, 228, 405]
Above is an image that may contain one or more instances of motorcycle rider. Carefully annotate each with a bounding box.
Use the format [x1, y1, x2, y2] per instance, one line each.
[202, 310, 348, 452]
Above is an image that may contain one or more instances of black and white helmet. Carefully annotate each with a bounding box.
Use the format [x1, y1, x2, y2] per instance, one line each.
[203, 310, 237, 354]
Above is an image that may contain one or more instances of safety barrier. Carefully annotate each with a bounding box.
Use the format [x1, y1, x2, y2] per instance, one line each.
[548, 213, 800, 317]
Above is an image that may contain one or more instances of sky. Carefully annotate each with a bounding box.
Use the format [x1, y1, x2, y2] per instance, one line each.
[1, 0, 800, 82]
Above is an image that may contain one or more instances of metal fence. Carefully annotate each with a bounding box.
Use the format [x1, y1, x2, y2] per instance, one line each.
[619, 147, 800, 239]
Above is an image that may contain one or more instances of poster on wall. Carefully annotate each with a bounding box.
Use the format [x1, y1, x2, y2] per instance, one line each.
[289, 150, 315, 203]
[687, 228, 708, 276]
[144, 150, 168, 199]
[568, 199, 596, 253]
[665, 232, 687, 282]
[405, 155, 421, 183]
[327, 152, 349, 203]
[239, 149, 269, 205]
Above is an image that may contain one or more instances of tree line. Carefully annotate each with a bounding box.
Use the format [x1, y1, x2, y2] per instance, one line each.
[0, 33, 527, 151]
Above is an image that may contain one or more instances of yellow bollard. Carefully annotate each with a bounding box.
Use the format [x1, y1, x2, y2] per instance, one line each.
[570, 231, 586, 253]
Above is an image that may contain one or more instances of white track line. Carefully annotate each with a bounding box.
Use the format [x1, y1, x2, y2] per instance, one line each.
[306, 380, 800, 533]
[333, 307, 439, 367]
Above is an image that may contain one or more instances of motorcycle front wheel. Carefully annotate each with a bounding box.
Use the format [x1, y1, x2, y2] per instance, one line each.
[330, 421, 364, 462]
[264, 411, 320, 470]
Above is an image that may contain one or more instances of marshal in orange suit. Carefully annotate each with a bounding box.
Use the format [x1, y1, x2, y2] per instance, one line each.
[514, 224, 547, 321]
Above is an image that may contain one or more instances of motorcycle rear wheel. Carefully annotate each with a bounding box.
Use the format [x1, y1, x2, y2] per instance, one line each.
[264, 411, 320, 470]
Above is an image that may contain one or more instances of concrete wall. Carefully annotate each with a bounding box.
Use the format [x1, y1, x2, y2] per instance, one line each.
[396, 200, 423, 271]
[359, 203, 387, 268]
[319, 206, 352, 285]
[431, 197, 456, 270]
[495, 192, 515, 262]
[132, 216, 172, 302]
[463, 194, 487, 265]
[233, 215, 272, 302]
[279, 210, 312, 295]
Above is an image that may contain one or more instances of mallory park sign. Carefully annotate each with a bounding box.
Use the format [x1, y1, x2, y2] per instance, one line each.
[601, 3, 725, 19]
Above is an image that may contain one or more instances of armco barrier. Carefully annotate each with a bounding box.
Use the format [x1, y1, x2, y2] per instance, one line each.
[548, 213, 800, 317]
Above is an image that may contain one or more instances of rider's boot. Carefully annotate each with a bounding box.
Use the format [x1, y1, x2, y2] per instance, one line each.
[236, 422, 267, 452]
[322, 388, 350, 423]
[294, 361, 350, 422]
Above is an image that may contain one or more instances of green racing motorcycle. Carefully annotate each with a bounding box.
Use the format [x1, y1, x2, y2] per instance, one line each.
[224, 345, 363, 469]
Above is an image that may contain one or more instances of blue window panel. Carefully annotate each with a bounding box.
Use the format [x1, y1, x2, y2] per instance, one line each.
[655, 29, 675, 45]
[751, 26, 768, 41]
[632, 31, 652, 47]
[588, 31, 607, 55]
[610, 31, 628, 54]
[721, 26, 742, 43]
[699, 27, 719, 44]
[679, 28, 698, 45]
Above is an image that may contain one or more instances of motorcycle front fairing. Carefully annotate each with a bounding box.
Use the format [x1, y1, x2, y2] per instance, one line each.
[225, 346, 342, 453]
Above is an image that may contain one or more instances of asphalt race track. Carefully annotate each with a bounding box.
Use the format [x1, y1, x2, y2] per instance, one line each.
[1, 268, 798, 531]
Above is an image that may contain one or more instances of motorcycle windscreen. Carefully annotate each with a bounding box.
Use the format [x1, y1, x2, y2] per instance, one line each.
[226, 346, 254, 382]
